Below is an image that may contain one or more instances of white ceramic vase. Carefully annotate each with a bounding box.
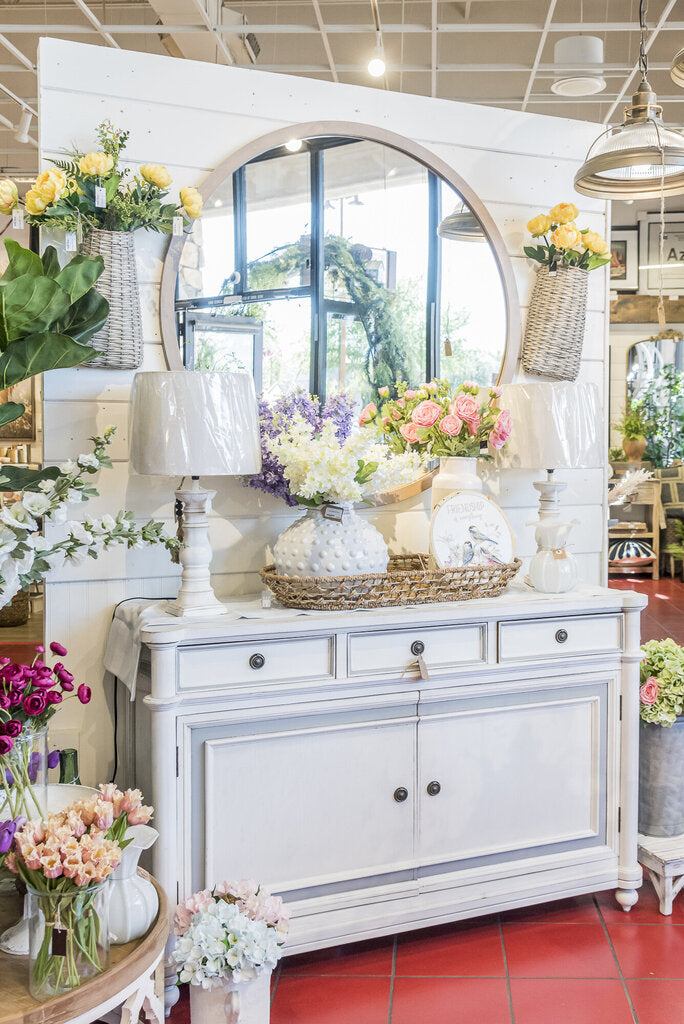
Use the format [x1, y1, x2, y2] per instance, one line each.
[189, 970, 271, 1024]
[108, 824, 159, 944]
[528, 520, 578, 594]
[430, 456, 482, 512]
[273, 504, 388, 577]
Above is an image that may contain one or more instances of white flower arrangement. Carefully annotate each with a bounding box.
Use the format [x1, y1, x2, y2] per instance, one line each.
[0, 427, 178, 609]
[266, 414, 423, 506]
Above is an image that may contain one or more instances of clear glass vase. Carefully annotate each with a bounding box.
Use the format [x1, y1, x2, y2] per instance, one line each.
[0, 726, 48, 823]
[27, 882, 110, 1000]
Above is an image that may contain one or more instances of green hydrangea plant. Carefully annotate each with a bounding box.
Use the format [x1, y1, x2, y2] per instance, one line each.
[640, 638, 684, 726]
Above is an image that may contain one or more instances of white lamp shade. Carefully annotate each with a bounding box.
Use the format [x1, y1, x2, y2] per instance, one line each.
[130, 371, 262, 477]
[499, 382, 603, 470]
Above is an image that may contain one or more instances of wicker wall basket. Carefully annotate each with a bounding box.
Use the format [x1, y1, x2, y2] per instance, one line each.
[261, 554, 522, 611]
[79, 229, 144, 370]
[521, 264, 588, 382]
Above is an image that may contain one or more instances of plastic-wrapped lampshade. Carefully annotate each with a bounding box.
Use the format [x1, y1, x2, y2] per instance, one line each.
[130, 371, 262, 477]
[498, 382, 603, 470]
[574, 79, 684, 200]
[437, 203, 487, 242]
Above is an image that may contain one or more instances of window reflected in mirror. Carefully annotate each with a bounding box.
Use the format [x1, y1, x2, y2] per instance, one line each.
[174, 135, 508, 409]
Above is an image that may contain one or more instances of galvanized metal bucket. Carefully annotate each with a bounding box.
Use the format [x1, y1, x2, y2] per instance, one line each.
[639, 717, 684, 837]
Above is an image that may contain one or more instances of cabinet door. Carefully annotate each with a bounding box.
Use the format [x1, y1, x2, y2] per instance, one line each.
[418, 680, 610, 868]
[183, 703, 417, 896]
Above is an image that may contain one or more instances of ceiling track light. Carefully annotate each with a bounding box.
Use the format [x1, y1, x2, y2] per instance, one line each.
[550, 35, 607, 97]
[574, 1, 684, 199]
[14, 109, 32, 145]
[367, 0, 386, 79]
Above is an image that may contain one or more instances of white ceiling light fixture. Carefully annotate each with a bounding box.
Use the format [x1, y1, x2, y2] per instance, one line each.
[368, 0, 386, 79]
[285, 138, 303, 152]
[13, 109, 31, 144]
[368, 49, 386, 77]
[574, 0, 684, 199]
[671, 46, 684, 87]
[551, 35, 607, 96]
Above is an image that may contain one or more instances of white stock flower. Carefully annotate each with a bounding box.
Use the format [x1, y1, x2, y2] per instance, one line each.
[14, 548, 35, 575]
[0, 525, 18, 559]
[21, 492, 52, 517]
[66, 548, 87, 566]
[38, 479, 55, 493]
[0, 502, 38, 531]
[77, 453, 99, 470]
[69, 522, 93, 546]
[48, 506, 67, 524]
[101, 513, 116, 531]
[60, 460, 78, 476]
[66, 489, 84, 503]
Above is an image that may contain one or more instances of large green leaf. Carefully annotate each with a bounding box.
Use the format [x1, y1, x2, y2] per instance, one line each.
[60, 287, 109, 346]
[1, 240, 43, 281]
[55, 254, 105, 304]
[0, 276, 71, 346]
[0, 465, 61, 493]
[0, 402, 24, 428]
[41, 246, 62, 280]
[0, 332, 98, 389]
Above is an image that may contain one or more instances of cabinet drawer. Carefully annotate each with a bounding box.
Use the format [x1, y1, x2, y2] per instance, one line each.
[348, 624, 486, 678]
[498, 614, 623, 663]
[178, 635, 335, 690]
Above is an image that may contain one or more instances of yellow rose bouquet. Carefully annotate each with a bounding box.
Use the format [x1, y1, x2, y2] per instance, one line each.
[4, 120, 203, 235]
[524, 201, 610, 273]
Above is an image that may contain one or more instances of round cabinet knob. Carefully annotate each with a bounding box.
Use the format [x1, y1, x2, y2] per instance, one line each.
[555, 629, 568, 644]
[393, 787, 409, 803]
[411, 640, 425, 656]
[249, 653, 265, 670]
[426, 781, 441, 796]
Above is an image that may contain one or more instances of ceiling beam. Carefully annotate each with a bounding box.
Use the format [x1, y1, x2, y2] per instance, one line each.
[0, 34, 35, 71]
[602, 0, 679, 123]
[70, 0, 119, 47]
[521, 0, 557, 111]
[311, 0, 338, 81]
[189, 0, 234, 65]
[0, 80, 35, 116]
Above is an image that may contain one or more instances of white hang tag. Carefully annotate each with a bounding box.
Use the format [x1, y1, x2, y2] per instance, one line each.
[12, 207, 24, 229]
[94, 185, 107, 208]
[417, 654, 430, 681]
[76, 219, 83, 244]
[172, 215, 184, 237]
[65, 231, 77, 253]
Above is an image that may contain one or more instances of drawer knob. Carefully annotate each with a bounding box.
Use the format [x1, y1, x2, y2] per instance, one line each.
[426, 780, 441, 796]
[555, 629, 568, 644]
[249, 653, 265, 670]
[411, 640, 425, 656]
[393, 787, 409, 803]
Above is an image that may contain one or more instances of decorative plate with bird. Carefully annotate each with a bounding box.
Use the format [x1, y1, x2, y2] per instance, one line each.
[429, 490, 515, 569]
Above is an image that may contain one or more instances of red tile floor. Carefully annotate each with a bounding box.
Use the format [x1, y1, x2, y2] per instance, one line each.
[169, 577, 684, 1024]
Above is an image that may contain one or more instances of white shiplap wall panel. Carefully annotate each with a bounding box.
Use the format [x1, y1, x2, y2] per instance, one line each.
[39, 39, 609, 784]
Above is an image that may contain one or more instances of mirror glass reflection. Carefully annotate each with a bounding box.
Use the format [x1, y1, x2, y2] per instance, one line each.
[627, 330, 684, 403]
[175, 136, 508, 407]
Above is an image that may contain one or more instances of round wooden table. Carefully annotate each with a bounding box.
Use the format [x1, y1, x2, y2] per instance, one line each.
[0, 872, 169, 1024]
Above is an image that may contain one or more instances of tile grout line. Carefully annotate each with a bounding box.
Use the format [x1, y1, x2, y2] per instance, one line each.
[498, 915, 516, 1024]
[387, 935, 398, 1024]
[595, 895, 640, 1024]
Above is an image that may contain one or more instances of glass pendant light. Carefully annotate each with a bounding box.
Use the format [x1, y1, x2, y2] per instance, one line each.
[437, 202, 487, 242]
[671, 46, 684, 88]
[574, 1, 684, 200]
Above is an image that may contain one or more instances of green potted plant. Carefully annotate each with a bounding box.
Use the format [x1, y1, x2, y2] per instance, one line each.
[638, 638, 684, 837]
[614, 401, 652, 462]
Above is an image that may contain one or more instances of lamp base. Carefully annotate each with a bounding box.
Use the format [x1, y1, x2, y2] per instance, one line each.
[528, 470, 579, 594]
[167, 479, 228, 618]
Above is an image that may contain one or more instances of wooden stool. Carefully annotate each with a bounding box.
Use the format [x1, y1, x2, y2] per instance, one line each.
[638, 833, 684, 915]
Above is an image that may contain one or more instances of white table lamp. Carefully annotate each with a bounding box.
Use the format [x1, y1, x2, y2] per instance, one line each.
[130, 371, 261, 617]
[499, 382, 603, 592]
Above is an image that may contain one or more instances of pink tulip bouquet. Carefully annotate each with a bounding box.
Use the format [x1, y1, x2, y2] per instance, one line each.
[173, 880, 289, 988]
[0, 641, 92, 822]
[359, 378, 513, 459]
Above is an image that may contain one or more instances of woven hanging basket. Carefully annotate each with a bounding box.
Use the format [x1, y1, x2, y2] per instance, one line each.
[521, 264, 588, 382]
[79, 229, 144, 370]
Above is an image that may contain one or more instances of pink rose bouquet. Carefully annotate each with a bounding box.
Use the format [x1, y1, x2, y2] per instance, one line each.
[364, 378, 513, 459]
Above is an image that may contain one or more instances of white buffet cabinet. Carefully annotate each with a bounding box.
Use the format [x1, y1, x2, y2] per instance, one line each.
[119, 584, 647, 953]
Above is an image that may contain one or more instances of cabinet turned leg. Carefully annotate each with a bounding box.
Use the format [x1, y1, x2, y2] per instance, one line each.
[615, 888, 639, 912]
[164, 936, 180, 1017]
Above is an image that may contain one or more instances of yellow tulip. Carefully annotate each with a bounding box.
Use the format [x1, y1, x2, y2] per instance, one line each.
[24, 188, 49, 216]
[0, 178, 18, 216]
[78, 152, 114, 177]
[582, 230, 609, 255]
[34, 168, 67, 203]
[549, 202, 579, 225]
[140, 163, 172, 189]
[550, 223, 582, 250]
[180, 186, 202, 219]
[527, 214, 553, 237]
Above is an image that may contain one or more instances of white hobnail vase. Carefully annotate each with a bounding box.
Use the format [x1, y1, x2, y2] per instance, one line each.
[273, 503, 389, 577]
[189, 970, 271, 1024]
[108, 824, 159, 944]
[430, 456, 483, 512]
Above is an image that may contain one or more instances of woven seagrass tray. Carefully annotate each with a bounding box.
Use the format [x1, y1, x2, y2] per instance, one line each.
[260, 554, 522, 611]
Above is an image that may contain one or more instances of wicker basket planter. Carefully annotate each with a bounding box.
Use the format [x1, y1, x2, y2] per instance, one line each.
[261, 554, 521, 611]
[0, 589, 29, 627]
[521, 264, 588, 381]
[79, 229, 144, 370]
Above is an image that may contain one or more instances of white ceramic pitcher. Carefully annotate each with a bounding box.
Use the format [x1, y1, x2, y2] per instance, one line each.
[108, 823, 159, 944]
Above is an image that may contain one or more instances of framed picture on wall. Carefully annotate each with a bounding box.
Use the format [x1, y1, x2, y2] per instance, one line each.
[638, 212, 684, 296]
[0, 379, 36, 442]
[610, 227, 638, 291]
